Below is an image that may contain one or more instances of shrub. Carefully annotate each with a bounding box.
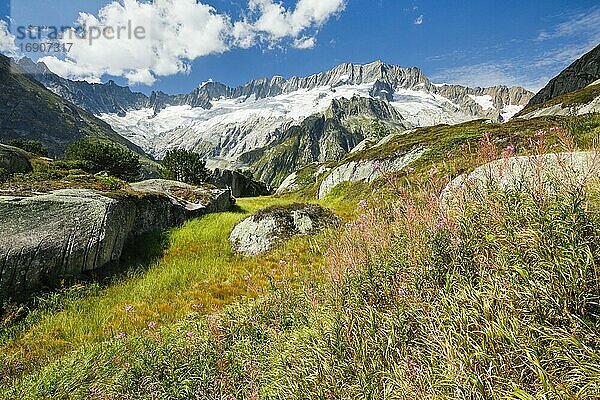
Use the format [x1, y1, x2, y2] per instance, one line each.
[64, 139, 140, 181]
[370, 118, 390, 139]
[160, 148, 209, 185]
[5, 139, 49, 157]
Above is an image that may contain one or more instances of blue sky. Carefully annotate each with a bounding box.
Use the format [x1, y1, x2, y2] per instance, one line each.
[1, 0, 599, 94]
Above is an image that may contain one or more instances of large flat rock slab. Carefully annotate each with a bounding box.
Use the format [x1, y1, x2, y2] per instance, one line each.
[0, 180, 233, 302]
[442, 152, 600, 206]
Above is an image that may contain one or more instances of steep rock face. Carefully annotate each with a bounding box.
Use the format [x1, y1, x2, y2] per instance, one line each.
[247, 96, 411, 186]
[433, 85, 532, 121]
[318, 146, 426, 199]
[17, 57, 148, 115]
[275, 172, 299, 195]
[227, 62, 430, 99]
[517, 87, 600, 119]
[0, 144, 33, 177]
[26, 58, 532, 120]
[0, 180, 233, 302]
[526, 43, 600, 108]
[210, 169, 271, 198]
[229, 203, 339, 256]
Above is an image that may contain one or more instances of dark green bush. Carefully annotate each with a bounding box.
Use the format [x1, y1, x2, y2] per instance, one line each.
[64, 139, 140, 181]
[5, 139, 49, 157]
[160, 149, 209, 185]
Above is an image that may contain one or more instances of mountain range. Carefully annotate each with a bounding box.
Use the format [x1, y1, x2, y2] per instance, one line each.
[15, 58, 534, 185]
[0, 54, 147, 158]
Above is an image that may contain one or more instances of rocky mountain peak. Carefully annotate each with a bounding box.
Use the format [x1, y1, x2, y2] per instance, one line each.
[526, 43, 600, 108]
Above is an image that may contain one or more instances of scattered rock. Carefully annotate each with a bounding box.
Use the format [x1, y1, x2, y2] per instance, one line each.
[275, 172, 298, 195]
[318, 146, 426, 199]
[518, 91, 600, 119]
[230, 203, 339, 256]
[0, 180, 233, 302]
[442, 152, 600, 205]
[129, 179, 233, 212]
[0, 144, 33, 177]
[210, 168, 271, 198]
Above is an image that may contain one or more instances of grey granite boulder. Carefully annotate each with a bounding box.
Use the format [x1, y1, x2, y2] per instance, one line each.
[318, 146, 426, 199]
[230, 203, 339, 256]
[0, 144, 33, 178]
[0, 180, 233, 302]
[210, 169, 271, 198]
[442, 152, 600, 206]
[275, 172, 299, 195]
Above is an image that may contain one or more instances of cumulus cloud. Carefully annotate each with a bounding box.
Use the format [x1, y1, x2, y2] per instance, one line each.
[414, 15, 424, 25]
[40, 0, 230, 85]
[36, 0, 345, 85]
[245, 0, 345, 40]
[0, 20, 16, 54]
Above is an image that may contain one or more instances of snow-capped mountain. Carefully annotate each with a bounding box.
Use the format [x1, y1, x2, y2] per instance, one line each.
[20, 58, 533, 182]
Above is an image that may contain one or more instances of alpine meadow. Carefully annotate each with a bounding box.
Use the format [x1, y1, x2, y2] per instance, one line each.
[0, 1, 600, 399]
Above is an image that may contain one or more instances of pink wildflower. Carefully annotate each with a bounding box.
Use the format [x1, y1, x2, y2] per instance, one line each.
[125, 305, 133, 312]
[501, 144, 516, 158]
[116, 332, 127, 339]
[148, 321, 157, 329]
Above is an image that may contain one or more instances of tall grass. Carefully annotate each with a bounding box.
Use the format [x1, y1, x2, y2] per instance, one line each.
[3, 127, 600, 399]
[0, 196, 311, 386]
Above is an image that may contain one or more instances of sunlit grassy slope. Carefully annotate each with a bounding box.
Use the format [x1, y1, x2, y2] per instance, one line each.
[0, 196, 332, 384]
[2, 114, 600, 398]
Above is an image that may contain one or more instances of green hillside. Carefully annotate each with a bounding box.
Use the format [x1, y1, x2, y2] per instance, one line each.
[0, 55, 149, 159]
[1, 113, 599, 398]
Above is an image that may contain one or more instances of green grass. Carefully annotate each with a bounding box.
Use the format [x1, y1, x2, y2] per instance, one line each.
[0, 196, 322, 385]
[2, 114, 600, 398]
[517, 82, 600, 116]
[4, 171, 600, 399]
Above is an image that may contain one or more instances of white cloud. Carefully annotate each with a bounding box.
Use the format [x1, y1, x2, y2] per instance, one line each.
[37, 0, 345, 85]
[124, 68, 156, 85]
[537, 8, 600, 41]
[431, 63, 525, 89]
[293, 36, 316, 49]
[415, 15, 424, 25]
[40, 0, 230, 85]
[40, 57, 103, 83]
[0, 20, 16, 54]
[238, 0, 345, 45]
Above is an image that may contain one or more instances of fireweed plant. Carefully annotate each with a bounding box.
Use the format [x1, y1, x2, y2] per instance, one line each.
[2, 127, 600, 399]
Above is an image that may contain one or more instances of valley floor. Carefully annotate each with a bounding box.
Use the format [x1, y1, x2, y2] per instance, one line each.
[1, 115, 600, 399]
[0, 196, 330, 395]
